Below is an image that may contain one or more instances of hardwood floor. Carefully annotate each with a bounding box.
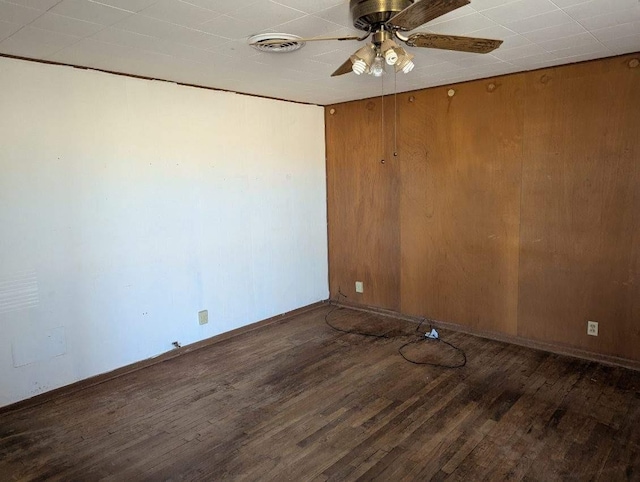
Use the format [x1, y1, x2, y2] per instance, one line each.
[2, 305, 640, 481]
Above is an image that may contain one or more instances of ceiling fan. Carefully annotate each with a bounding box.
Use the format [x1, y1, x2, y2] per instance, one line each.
[250, 0, 503, 77]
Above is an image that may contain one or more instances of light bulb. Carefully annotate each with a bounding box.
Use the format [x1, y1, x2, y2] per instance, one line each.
[402, 60, 415, 74]
[352, 58, 367, 75]
[395, 49, 415, 74]
[370, 56, 385, 77]
[384, 48, 398, 66]
[380, 39, 400, 66]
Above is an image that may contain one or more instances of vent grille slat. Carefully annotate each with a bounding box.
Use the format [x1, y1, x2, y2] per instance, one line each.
[249, 33, 305, 53]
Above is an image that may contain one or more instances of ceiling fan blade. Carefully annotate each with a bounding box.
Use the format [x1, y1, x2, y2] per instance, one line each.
[388, 0, 470, 31]
[251, 35, 362, 47]
[331, 58, 354, 77]
[406, 32, 503, 53]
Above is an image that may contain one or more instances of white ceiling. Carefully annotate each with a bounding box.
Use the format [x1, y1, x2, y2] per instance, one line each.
[0, 0, 639, 105]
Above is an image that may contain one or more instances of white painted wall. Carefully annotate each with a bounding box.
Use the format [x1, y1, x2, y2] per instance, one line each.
[0, 57, 328, 407]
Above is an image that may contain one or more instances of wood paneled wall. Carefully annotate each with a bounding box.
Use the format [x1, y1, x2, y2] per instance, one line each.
[326, 99, 401, 310]
[518, 58, 640, 361]
[326, 54, 640, 362]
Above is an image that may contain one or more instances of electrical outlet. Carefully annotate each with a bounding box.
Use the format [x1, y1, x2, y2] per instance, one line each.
[198, 310, 208, 325]
[355, 281, 364, 294]
[587, 321, 598, 337]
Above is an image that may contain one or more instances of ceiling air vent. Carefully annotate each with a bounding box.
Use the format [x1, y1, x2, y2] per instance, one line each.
[248, 33, 305, 53]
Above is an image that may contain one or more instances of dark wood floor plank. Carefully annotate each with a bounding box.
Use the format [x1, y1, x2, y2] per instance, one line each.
[1, 305, 640, 481]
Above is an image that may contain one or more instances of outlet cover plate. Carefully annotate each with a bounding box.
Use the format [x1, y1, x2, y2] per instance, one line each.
[587, 321, 598, 336]
[355, 281, 364, 294]
[199, 310, 208, 325]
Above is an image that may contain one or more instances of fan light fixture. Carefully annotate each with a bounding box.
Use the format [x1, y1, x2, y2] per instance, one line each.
[396, 50, 415, 73]
[350, 44, 376, 75]
[381, 39, 399, 65]
[348, 39, 414, 77]
[384, 40, 415, 73]
[370, 55, 385, 77]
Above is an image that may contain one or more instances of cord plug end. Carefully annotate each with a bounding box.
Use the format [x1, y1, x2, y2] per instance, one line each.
[425, 328, 439, 340]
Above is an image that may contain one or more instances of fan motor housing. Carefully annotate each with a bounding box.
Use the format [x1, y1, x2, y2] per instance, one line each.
[350, 0, 413, 31]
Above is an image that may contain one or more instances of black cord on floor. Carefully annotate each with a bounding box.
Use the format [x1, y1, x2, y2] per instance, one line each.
[325, 292, 467, 369]
[324, 291, 396, 340]
[398, 338, 467, 368]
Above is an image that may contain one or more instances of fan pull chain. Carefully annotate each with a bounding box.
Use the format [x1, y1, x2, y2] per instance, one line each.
[381, 71, 385, 165]
[394, 68, 398, 157]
